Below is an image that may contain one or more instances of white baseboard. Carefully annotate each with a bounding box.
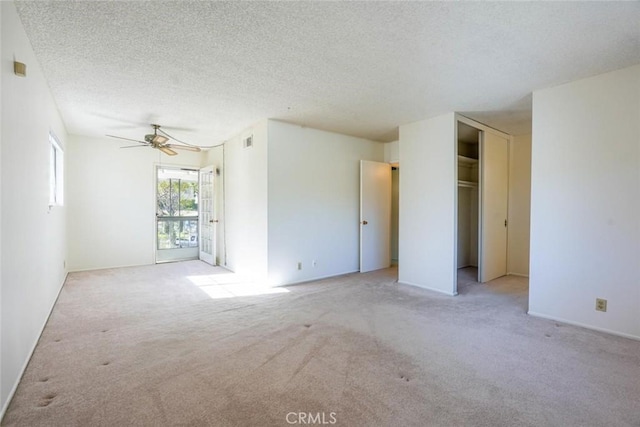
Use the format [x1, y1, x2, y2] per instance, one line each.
[1, 272, 68, 422]
[398, 280, 458, 296]
[281, 270, 359, 287]
[527, 311, 640, 341]
[508, 272, 529, 278]
[68, 261, 155, 273]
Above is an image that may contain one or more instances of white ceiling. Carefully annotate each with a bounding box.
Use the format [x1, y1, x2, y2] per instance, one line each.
[15, 1, 640, 145]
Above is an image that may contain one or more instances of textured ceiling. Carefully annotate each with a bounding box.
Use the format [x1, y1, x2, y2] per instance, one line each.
[15, 1, 640, 145]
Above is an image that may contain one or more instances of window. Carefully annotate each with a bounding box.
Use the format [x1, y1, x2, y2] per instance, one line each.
[49, 132, 64, 206]
[156, 167, 199, 250]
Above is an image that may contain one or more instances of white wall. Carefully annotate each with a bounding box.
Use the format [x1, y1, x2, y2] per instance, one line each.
[529, 65, 640, 339]
[223, 121, 269, 279]
[508, 133, 531, 276]
[399, 113, 457, 295]
[0, 2, 4, 415]
[1, 1, 68, 414]
[384, 140, 399, 164]
[202, 145, 226, 266]
[267, 121, 384, 285]
[66, 135, 202, 271]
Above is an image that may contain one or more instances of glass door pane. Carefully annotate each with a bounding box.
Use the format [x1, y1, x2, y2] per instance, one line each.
[156, 167, 199, 263]
[199, 166, 215, 265]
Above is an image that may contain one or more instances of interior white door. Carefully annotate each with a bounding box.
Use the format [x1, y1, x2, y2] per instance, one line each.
[480, 132, 509, 282]
[199, 166, 216, 265]
[360, 160, 392, 272]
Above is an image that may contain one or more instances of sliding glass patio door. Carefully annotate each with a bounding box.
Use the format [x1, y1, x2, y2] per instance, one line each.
[155, 167, 199, 263]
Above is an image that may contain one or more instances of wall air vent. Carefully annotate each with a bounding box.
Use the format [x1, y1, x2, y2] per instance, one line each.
[243, 135, 253, 149]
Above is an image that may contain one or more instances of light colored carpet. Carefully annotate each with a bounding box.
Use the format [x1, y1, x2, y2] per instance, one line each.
[3, 262, 640, 426]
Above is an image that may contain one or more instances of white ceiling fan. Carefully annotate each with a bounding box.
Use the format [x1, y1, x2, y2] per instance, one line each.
[107, 124, 202, 156]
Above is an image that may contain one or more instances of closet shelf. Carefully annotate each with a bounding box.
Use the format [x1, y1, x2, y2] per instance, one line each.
[458, 155, 478, 164]
[458, 180, 478, 188]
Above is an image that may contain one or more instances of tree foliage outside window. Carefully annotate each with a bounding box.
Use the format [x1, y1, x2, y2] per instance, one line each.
[156, 170, 199, 249]
[157, 179, 198, 216]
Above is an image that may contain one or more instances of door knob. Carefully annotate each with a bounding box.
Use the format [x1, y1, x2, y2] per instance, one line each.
[361, 220, 368, 225]
[209, 219, 219, 223]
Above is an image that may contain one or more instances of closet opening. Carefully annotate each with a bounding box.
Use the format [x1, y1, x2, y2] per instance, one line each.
[455, 115, 510, 293]
[391, 163, 399, 267]
[457, 122, 480, 284]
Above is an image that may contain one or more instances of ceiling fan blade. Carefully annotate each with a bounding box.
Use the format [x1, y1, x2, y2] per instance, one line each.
[120, 145, 148, 149]
[166, 144, 201, 152]
[158, 146, 178, 156]
[106, 134, 148, 144]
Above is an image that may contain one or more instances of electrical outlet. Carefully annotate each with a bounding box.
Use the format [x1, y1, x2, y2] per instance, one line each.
[297, 262, 302, 270]
[595, 298, 607, 312]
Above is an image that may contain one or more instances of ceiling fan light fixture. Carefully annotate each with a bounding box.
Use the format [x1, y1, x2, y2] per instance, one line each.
[152, 135, 169, 145]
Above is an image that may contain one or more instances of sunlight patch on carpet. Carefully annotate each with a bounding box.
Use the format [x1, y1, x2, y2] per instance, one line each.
[187, 273, 290, 299]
